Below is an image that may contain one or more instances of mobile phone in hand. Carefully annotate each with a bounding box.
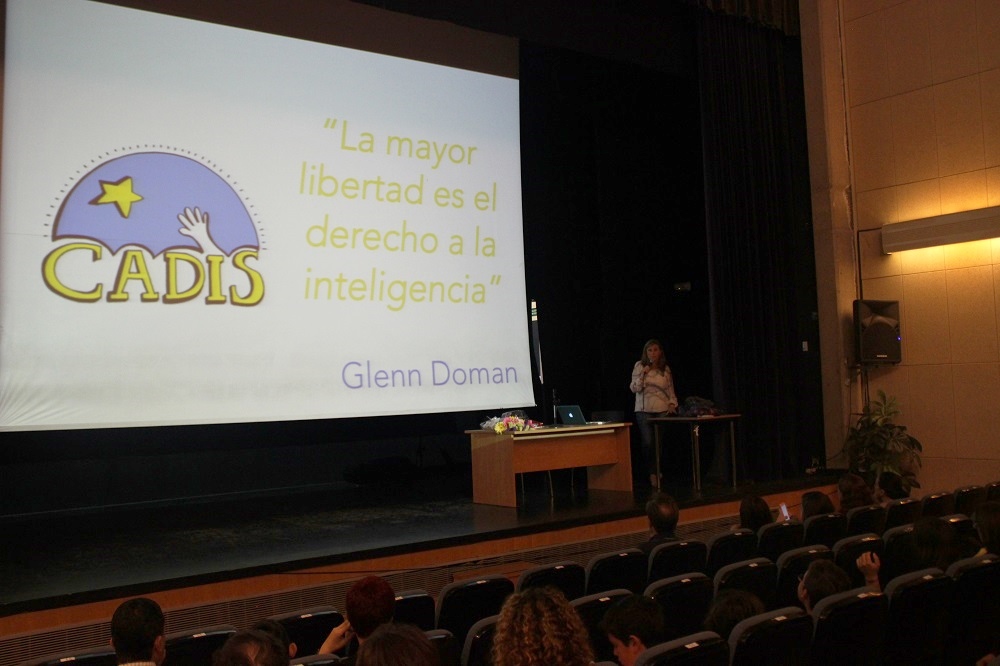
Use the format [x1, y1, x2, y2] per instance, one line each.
[779, 502, 790, 521]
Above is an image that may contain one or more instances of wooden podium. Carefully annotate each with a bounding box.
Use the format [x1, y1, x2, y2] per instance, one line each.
[467, 423, 633, 507]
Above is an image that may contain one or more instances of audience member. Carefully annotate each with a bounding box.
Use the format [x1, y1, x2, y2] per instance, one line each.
[251, 619, 296, 661]
[599, 594, 666, 666]
[703, 589, 764, 640]
[319, 575, 396, 658]
[355, 623, 438, 666]
[873, 471, 908, 505]
[640, 492, 680, 555]
[213, 630, 287, 666]
[492, 586, 593, 666]
[739, 495, 773, 533]
[800, 491, 835, 521]
[110, 597, 166, 666]
[797, 559, 851, 613]
[976, 501, 1000, 556]
[857, 516, 962, 591]
[837, 473, 874, 513]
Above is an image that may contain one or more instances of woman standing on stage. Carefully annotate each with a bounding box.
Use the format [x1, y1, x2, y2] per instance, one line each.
[630, 339, 679, 487]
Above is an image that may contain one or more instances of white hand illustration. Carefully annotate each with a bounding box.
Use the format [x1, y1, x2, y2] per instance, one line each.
[177, 206, 224, 255]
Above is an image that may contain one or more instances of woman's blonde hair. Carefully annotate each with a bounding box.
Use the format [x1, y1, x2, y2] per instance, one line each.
[491, 587, 593, 666]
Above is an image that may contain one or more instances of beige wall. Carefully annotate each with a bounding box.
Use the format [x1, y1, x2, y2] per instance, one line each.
[803, 0, 1000, 494]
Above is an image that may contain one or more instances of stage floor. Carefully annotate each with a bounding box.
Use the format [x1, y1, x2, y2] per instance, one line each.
[0, 468, 838, 618]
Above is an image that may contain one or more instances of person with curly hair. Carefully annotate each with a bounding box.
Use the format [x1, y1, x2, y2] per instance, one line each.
[492, 586, 593, 666]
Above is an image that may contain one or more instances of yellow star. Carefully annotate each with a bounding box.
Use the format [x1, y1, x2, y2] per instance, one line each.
[90, 176, 143, 218]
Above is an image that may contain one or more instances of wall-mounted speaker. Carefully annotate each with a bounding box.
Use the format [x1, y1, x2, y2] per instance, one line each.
[854, 299, 901, 364]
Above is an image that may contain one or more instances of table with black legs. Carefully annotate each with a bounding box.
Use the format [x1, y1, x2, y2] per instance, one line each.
[649, 414, 741, 493]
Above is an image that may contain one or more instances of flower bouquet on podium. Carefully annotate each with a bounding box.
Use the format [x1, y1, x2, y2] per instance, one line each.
[481, 410, 539, 434]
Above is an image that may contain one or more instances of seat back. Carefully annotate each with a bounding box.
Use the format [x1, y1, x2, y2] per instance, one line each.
[645, 573, 713, 641]
[953, 485, 986, 519]
[163, 624, 237, 666]
[880, 524, 917, 585]
[945, 554, 1000, 666]
[271, 606, 345, 657]
[986, 480, 1000, 502]
[802, 513, 846, 549]
[845, 504, 886, 536]
[713, 557, 777, 610]
[940, 513, 981, 555]
[23, 646, 117, 666]
[920, 490, 955, 518]
[516, 560, 586, 600]
[634, 631, 728, 666]
[883, 568, 953, 666]
[774, 544, 832, 609]
[460, 614, 498, 666]
[705, 529, 756, 577]
[832, 533, 883, 587]
[647, 540, 707, 584]
[755, 520, 803, 563]
[585, 548, 647, 595]
[436, 575, 514, 652]
[289, 655, 344, 666]
[883, 498, 921, 532]
[394, 589, 436, 631]
[728, 607, 812, 666]
[570, 589, 632, 663]
[810, 588, 887, 666]
[425, 629, 460, 666]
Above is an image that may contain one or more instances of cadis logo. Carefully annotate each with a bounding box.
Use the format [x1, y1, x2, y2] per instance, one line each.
[43, 149, 264, 306]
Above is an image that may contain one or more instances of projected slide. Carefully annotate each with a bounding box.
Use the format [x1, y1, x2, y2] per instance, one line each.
[0, 0, 533, 430]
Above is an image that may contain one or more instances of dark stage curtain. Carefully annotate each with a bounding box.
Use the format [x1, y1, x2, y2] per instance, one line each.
[698, 12, 822, 481]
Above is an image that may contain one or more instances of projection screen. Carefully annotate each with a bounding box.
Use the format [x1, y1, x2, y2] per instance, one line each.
[0, 0, 534, 430]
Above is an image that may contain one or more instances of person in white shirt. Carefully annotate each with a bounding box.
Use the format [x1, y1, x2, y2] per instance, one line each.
[629, 339, 678, 487]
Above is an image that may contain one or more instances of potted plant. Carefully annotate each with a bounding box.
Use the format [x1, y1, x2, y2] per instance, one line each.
[844, 390, 922, 491]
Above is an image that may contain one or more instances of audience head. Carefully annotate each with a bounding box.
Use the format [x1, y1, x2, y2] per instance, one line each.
[213, 630, 287, 666]
[110, 597, 166, 665]
[911, 517, 959, 570]
[251, 619, 296, 659]
[739, 495, 773, 533]
[800, 491, 835, 521]
[797, 559, 851, 613]
[355, 623, 438, 666]
[874, 472, 908, 503]
[837, 473, 874, 513]
[704, 589, 765, 640]
[492, 586, 593, 666]
[646, 492, 679, 536]
[346, 576, 396, 640]
[976, 501, 1000, 555]
[599, 594, 666, 666]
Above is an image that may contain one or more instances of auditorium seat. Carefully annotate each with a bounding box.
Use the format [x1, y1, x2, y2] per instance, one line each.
[945, 553, 1000, 666]
[162, 624, 237, 666]
[832, 533, 883, 588]
[460, 614, 498, 666]
[435, 575, 513, 653]
[704, 529, 756, 577]
[755, 520, 803, 562]
[879, 523, 916, 585]
[940, 513, 979, 545]
[728, 607, 812, 666]
[425, 629, 460, 666]
[802, 512, 846, 549]
[289, 655, 344, 666]
[647, 539, 707, 584]
[571, 589, 631, 663]
[919, 490, 955, 518]
[516, 560, 586, 600]
[883, 568, 953, 666]
[713, 557, 777, 610]
[774, 544, 832, 609]
[23, 645, 117, 666]
[986, 480, 1000, 502]
[845, 504, 885, 536]
[393, 589, 436, 631]
[809, 588, 887, 666]
[585, 548, 646, 595]
[634, 631, 728, 666]
[645, 573, 713, 641]
[882, 497, 921, 533]
[271, 606, 344, 657]
[953, 485, 987, 519]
